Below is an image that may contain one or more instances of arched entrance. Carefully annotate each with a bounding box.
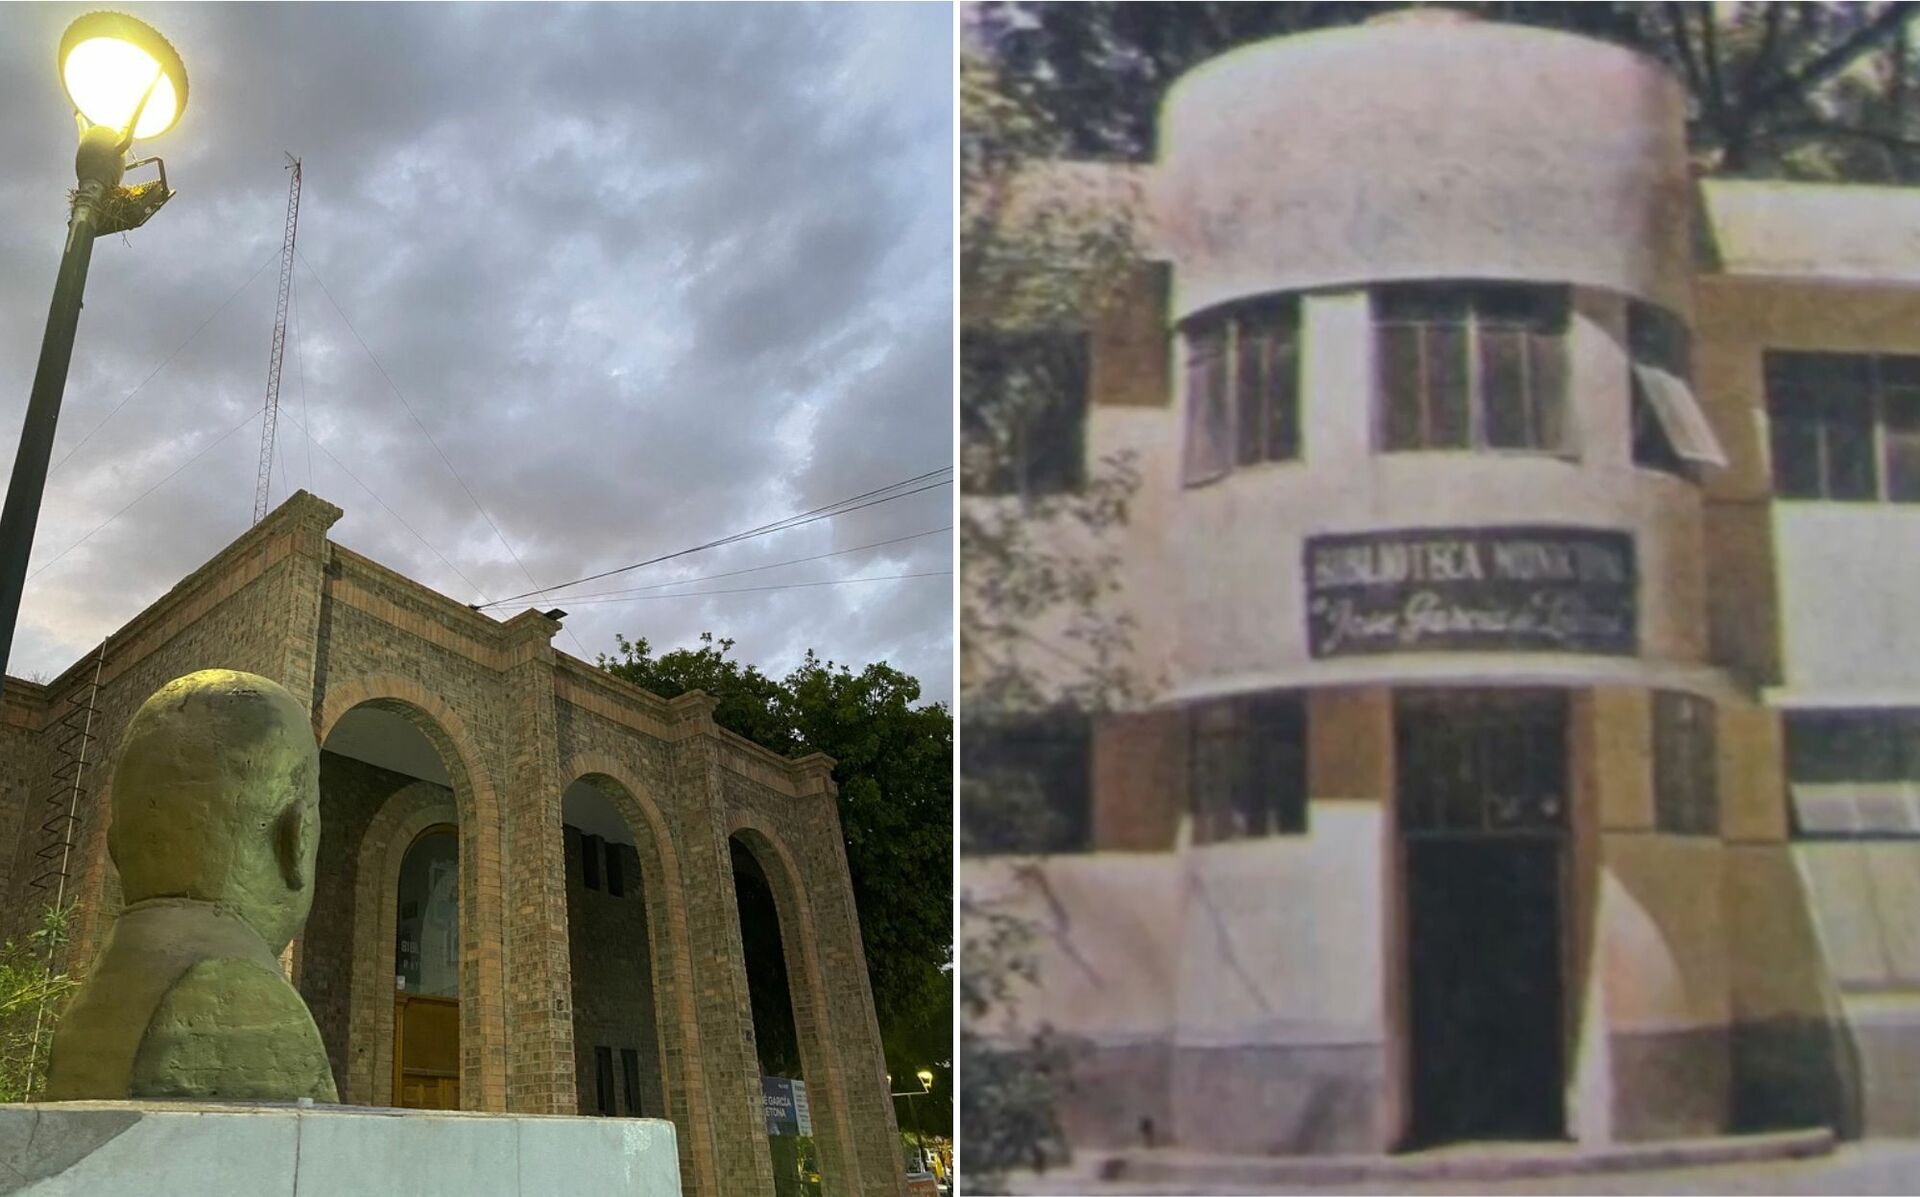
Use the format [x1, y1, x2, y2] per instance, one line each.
[557, 763, 718, 1197]
[393, 823, 459, 1108]
[730, 825, 861, 1197]
[305, 690, 501, 1110]
[562, 778, 664, 1118]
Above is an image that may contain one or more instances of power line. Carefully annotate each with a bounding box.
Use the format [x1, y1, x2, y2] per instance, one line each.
[476, 467, 952, 610]
[294, 250, 544, 601]
[291, 269, 313, 492]
[28, 409, 263, 582]
[49, 248, 280, 478]
[293, 248, 592, 656]
[561, 524, 951, 602]
[559, 570, 951, 606]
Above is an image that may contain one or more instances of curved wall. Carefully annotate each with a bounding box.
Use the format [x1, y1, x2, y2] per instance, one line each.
[1155, 15, 1693, 321]
[1157, 289, 1711, 701]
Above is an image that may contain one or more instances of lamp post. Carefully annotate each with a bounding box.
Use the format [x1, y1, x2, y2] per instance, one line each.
[892, 1067, 935, 1172]
[0, 12, 186, 696]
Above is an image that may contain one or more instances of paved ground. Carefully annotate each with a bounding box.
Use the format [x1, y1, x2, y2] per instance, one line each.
[1001, 1140, 1920, 1195]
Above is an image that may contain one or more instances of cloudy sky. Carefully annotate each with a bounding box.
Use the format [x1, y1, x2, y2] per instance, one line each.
[0, 2, 953, 706]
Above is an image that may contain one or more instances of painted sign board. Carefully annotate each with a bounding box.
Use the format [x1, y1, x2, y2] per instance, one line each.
[1304, 526, 1637, 658]
[791, 1077, 813, 1136]
[763, 1076, 799, 1136]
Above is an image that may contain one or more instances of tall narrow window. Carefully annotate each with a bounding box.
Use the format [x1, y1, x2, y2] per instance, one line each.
[1881, 357, 1920, 501]
[1183, 322, 1232, 485]
[595, 1045, 615, 1115]
[961, 330, 1090, 498]
[582, 832, 603, 891]
[394, 826, 458, 996]
[1182, 298, 1302, 487]
[1189, 695, 1307, 842]
[1653, 692, 1718, 836]
[620, 1047, 641, 1115]
[1374, 284, 1569, 455]
[605, 841, 625, 897]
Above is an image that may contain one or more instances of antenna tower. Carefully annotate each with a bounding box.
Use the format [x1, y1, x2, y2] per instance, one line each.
[254, 154, 302, 524]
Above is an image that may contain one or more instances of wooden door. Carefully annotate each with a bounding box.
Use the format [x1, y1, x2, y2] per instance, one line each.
[394, 993, 460, 1109]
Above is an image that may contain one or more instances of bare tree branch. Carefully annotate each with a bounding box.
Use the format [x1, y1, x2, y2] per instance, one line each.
[1750, 1, 1918, 112]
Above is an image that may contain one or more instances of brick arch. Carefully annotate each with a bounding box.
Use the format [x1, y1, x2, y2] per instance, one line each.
[562, 752, 718, 1197]
[728, 815, 865, 1197]
[344, 781, 457, 1105]
[318, 678, 508, 1111]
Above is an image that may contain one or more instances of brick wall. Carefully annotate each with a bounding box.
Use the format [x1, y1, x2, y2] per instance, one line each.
[302, 751, 451, 1094]
[0, 492, 908, 1197]
[564, 826, 664, 1118]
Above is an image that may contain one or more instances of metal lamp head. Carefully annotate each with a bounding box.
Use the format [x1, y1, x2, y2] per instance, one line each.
[59, 11, 189, 141]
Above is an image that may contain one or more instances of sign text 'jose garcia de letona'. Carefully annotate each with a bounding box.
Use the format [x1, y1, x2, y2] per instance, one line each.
[1304, 526, 1638, 658]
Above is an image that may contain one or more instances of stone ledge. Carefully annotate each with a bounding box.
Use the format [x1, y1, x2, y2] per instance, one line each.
[0, 1101, 681, 1196]
[1058, 1127, 1834, 1190]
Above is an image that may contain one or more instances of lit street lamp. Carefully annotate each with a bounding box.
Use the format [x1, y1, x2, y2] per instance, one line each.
[0, 12, 186, 695]
[893, 1067, 937, 1173]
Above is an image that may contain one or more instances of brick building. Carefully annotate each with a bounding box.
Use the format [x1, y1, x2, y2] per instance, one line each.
[966, 11, 1920, 1160]
[0, 490, 905, 1197]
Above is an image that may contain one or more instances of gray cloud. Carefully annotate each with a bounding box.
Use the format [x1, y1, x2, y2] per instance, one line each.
[0, 1, 955, 706]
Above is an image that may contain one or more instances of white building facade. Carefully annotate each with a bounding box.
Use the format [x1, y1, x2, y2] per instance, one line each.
[967, 12, 1920, 1156]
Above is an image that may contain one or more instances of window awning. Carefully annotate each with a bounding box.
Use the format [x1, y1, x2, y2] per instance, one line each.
[1790, 782, 1920, 836]
[1634, 363, 1729, 468]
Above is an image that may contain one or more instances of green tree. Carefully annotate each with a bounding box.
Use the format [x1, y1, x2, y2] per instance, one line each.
[968, 1, 1920, 180]
[0, 904, 78, 1102]
[600, 634, 954, 1115]
[958, 48, 1143, 1193]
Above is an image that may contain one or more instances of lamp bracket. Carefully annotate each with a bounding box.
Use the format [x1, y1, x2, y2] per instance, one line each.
[82, 157, 174, 236]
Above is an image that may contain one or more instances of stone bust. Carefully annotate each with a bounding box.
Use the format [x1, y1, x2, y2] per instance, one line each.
[45, 669, 337, 1102]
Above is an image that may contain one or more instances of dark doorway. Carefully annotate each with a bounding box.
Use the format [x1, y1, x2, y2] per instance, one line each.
[1397, 692, 1568, 1146]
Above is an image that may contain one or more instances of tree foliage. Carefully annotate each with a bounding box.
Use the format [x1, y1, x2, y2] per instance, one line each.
[599, 634, 953, 1098]
[968, 1, 1920, 181]
[959, 48, 1144, 1192]
[0, 904, 77, 1103]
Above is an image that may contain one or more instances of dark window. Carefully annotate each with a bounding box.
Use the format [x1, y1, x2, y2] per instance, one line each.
[1189, 695, 1307, 842]
[1183, 298, 1301, 486]
[1763, 351, 1920, 501]
[1375, 284, 1569, 455]
[961, 713, 1092, 854]
[1396, 692, 1568, 833]
[605, 842, 625, 897]
[961, 330, 1090, 498]
[1784, 709, 1920, 839]
[1629, 302, 1694, 477]
[1785, 710, 1920, 783]
[1183, 322, 1231, 485]
[582, 832, 603, 891]
[621, 1047, 641, 1115]
[1883, 358, 1920, 501]
[594, 1045, 615, 1116]
[1653, 691, 1718, 836]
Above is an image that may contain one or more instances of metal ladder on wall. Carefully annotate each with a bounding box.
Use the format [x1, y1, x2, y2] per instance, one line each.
[27, 641, 108, 907]
[20, 640, 106, 1095]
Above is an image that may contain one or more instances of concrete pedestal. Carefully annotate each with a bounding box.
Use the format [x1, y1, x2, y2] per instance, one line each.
[0, 1102, 681, 1196]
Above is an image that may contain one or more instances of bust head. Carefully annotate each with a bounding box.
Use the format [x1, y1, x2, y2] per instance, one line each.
[108, 670, 319, 952]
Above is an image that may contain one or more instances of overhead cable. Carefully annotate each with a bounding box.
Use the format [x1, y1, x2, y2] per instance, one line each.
[49, 248, 280, 477]
[559, 524, 951, 602]
[558, 570, 952, 606]
[476, 467, 951, 610]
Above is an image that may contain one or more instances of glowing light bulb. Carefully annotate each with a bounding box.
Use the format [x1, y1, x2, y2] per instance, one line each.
[59, 13, 187, 140]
